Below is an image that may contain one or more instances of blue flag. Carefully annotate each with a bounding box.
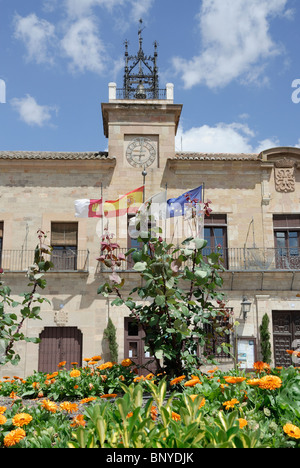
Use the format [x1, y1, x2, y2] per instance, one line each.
[166, 185, 203, 218]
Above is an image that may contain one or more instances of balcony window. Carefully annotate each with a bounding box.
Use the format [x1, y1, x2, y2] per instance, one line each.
[51, 222, 78, 271]
[204, 215, 228, 268]
[273, 215, 300, 269]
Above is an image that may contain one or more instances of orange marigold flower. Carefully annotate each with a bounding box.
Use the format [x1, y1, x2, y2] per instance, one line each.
[98, 362, 114, 370]
[0, 414, 7, 425]
[0, 406, 7, 414]
[150, 405, 158, 421]
[223, 376, 246, 384]
[70, 414, 86, 428]
[126, 412, 133, 418]
[100, 394, 117, 399]
[58, 361, 66, 368]
[80, 397, 97, 404]
[83, 358, 91, 362]
[121, 358, 133, 367]
[223, 398, 239, 410]
[171, 411, 181, 421]
[184, 378, 201, 387]
[133, 376, 145, 382]
[71, 362, 78, 366]
[91, 355, 102, 361]
[4, 428, 26, 447]
[253, 361, 271, 372]
[9, 391, 19, 400]
[170, 375, 186, 386]
[145, 373, 155, 380]
[41, 400, 58, 413]
[238, 418, 248, 429]
[246, 378, 261, 386]
[258, 375, 282, 390]
[70, 369, 81, 378]
[12, 413, 33, 427]
[60, 402, 79, 413]
[283, 423, 300, 439]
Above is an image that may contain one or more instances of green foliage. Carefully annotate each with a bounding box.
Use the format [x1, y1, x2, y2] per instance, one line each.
[260, 313, 272, 364]
[98, 229, 232, 376]
[0, 230, 52, 367]
[103, 318, 118, 363]
[1, 365, 300, 448]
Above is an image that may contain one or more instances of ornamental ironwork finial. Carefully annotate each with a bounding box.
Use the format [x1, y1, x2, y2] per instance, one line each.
[123, 19, 159, 99]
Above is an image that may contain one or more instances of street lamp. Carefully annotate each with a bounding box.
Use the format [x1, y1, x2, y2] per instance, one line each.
[241, 297, 252, 320]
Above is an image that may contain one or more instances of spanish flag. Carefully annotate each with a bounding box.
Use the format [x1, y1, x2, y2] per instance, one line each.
[104, 186, 144, 218]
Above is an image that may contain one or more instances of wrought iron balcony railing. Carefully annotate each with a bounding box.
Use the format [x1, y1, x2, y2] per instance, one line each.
[98, 247, 300, 272]
[0, 250, 89, 273]
[116, 88, 167, 100]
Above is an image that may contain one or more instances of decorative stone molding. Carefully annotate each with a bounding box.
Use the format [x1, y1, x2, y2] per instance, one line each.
[274, 158, 296, 193]
[54, 309, 68, 326]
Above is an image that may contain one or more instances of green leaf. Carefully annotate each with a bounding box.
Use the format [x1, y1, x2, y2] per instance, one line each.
[133, 262, 147, 272]
[155, 295, 165, 306]
[194, 238, 207, 250]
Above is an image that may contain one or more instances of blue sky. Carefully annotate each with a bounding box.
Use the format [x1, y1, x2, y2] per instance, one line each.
[0, 0, 300, 154]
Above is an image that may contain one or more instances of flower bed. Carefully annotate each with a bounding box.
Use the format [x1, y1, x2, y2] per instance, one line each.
[0, 359, 300, 448]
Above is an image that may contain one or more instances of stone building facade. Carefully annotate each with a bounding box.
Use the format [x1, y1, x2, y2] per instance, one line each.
[1, 42, 300, 378]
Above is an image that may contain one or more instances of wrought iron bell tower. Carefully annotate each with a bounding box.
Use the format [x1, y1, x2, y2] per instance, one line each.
[123, 19, 159, 100]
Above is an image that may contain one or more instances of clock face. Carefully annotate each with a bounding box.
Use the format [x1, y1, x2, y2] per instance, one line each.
[126, 137, 156, 168]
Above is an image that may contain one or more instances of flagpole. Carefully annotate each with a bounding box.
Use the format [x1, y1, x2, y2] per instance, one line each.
[164, 183, 167, 241]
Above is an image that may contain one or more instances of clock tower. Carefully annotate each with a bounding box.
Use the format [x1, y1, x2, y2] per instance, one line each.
[101, 20, 182, 187]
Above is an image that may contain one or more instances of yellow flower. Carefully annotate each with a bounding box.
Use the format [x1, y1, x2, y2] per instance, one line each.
[12, 413, 33, 427]
[4, 428, 26, 447]
[41, 400, 58, 413]
[170, 375, 186, 386]
[70, 369, 81, 378]
[0, 414, 7, 425]
[283, 423, 300, 439]
[238, 418, 248, 429]
[60, 402, 79, 413]
[258, 375, 282, 390]
[223, 398, 239, 410]
[121, 358, 133, 367]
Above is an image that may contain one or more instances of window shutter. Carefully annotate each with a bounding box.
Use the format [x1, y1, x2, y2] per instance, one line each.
[51, 223, 78, 246]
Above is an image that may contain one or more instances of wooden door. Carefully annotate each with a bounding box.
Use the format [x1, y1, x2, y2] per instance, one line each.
[272, 311, 300, 367]
[38, 327, 82, 373]
[124, 318, 157, 375]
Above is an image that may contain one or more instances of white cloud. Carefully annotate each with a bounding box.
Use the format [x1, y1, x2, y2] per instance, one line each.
[175, 122, 279, 154]
[61, 17, 108, 75]
[13, 13, 57, 65]
[172, 0, 290, 89]
[11, 95, 58, 127]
